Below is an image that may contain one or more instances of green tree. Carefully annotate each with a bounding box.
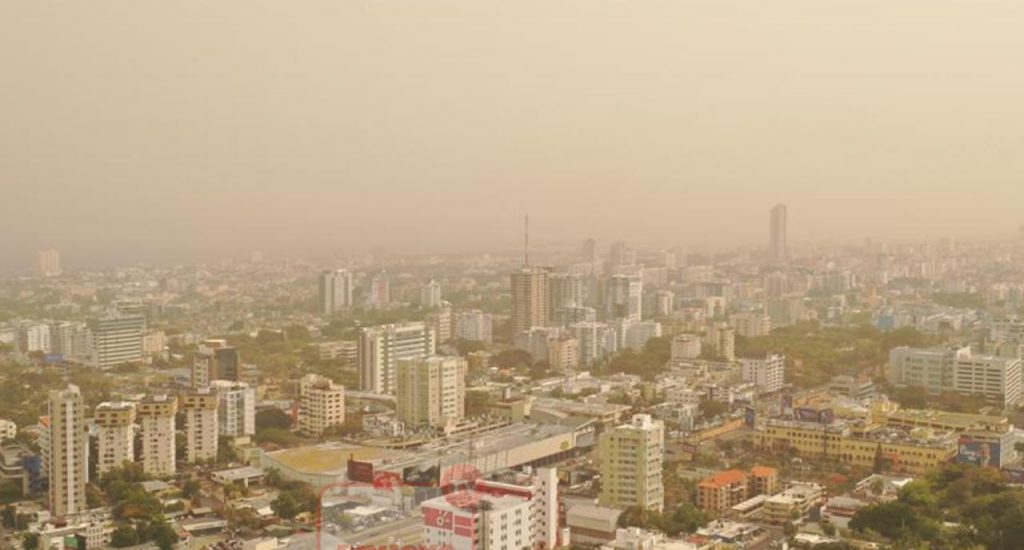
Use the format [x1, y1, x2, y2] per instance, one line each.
[22, 532, 40, 550]
[110, 525, 140, 547]
[256, 408, 294, 431]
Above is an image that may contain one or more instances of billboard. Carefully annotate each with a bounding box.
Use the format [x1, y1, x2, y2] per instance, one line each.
[347, 459, 374, 483]
[403, 463, 441, 486]
[744, 406, 756, 427]
[957, 438, 1001, 468]
[423, 506, 453, 531]
[795, 407, 834, 424]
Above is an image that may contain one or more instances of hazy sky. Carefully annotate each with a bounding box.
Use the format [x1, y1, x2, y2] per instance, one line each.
[3, 0, 1024, 271]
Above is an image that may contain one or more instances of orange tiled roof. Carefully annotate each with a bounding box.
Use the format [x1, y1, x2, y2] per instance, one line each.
[750, 466, 778, 477]
[699, 469, 748, 488]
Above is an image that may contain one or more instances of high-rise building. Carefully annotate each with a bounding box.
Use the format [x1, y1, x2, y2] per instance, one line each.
[93, 402, 135, 477]
[318, 269, 354, 314]
[180, 390, 219, 463]
[704, 323, 736, 362]
[18, 322, 52, 354]
[654, 290, 675, 317]
[192, 339, 240, 389]
[426, 306, 454, 344]
[740, 353, 786, 393]
[454, 310, 493, 344]
[548, 273, 583, 319]
[889, 346, 1022, 407]
[51, 322, 90, 361]
[599, 414, 664, 512]
[671, 334, 702, 361]
[48, 385, 87, 517]
[571, 321, 617, 367]
[547, 336, 580, 371]
[421, 280, 443, 308]
[421, 467, 559, 550]
[511, 267, 550, 333]
[396, 356, 466, 430]
[88, 314, 146, 369]
[730, 312, 772, 338]
[626, 321, 662, 351]
[298, 374, 346, 437]
[210, 380, 256, 437]
[136, 395, 177, 477]
[605, 275, 642, 322]
[368, 271, 391, 309]
[358, 322, 436, 394]
[37, 249, 62, 278]
[769, 203, 788, 261]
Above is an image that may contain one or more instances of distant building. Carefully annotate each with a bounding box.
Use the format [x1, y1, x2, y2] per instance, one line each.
[626, 321, 662, 351]
[671, 334, 702, 361]
[210, 380, 256, 437]
[511, 267, 550, 333]
[192, 339, 240, 389]
[181, 390, 219, 463]
[396, 357, 466, 430]
[549, 273, 584, 319]
[548, 336, 580, 371]
[426, 306, 454, 344]
[318, 269, 354, 314]
[606, 275, 643, 322]
[37, 249, 62, 278]
[599, 414, 664, 512]
[88, 314, 146, 369]
[696, 466, 779, 514]
[769, 204, 788, 261]
[298, 374, 345, 437]
[358, 322, 436, 394]
[704, 323, 736, 361]
[740, 354, 785, 393]
[455, 310, 493, 344]
[137, 395, 177, 477]
[571, 322, 617, 367]
[730, 312, 772, 338]
[93, 402, 135, 476]
[889, 346, 1022, 407]
[368, 271, 391, 309]
[48, 385, 87, 517]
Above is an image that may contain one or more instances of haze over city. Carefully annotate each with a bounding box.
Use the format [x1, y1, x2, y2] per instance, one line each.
[5, 0, 1024, 272]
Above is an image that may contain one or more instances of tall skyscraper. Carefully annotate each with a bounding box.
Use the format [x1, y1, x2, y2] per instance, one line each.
[48, 385, 87, 517]
[396, 356, 467, 430]
[318, 269, 354, 314]
[181, 390, 219, 463]
[510, 267, 550, 334]
[599, 414, 665, 512]
[37, 249, 62, 277]
[298, 374, 346, 437]
[368, 270, 391, 309]
[93, 402, 135, 477]
[605, 274, 643, 321]
[769, 203, 788, 261]
[88, 314, 146, 369]
[210, 380, 256, 437]
[454, 310, 493, 344]
[192, 339, 240, 389]
[548, 273, 583, 319]
[582, 238, 597, 264]
[421, 279, 443, 308]
[136, 395, 177, 477]
[358, 322, 436, 394]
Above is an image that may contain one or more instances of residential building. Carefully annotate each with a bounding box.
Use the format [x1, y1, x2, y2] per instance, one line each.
[136, 395, 177, 477]
[396, 356, 466, 430]
[670, 334, 702, 361]
[704, 323, 736, 362]
[48, 385, 87, 516]
[181, 390, 219, 463]
[210, 380, 256, 437]
[422, 280, 443, 308]
[548, 336, 580, 371]
[889, 346, 1022, 407]
[368, 270, 390, 309]
[729, 312, 772, 338]
[511, 267, 550, 333]
[88, 314, 146, 368]
[599, 414, 664, 512]
[93, 402, 135, 476]
[455, 310, 493, 344]
[741, 354, 785, 393]
[696, 467, 779, 514]
[571, 322, 617, 367]
[606, 275, 642, 322]
[426, 305, 454, 344]
[358, 322, 436, 394]
[38, 249, 62, 277]
[549, 273, 584, 319]
[319, 269, 354, 314]
[299, 374, 346, 437]
[626, 321, 662, 352]
[421, 467, 559, 550]
[763, 483, 825, 524]
[192, 339, 240, 389]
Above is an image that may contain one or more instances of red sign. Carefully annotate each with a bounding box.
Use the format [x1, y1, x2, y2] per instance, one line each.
[424, 506, 453, 531]
[348, 460, 375, 483]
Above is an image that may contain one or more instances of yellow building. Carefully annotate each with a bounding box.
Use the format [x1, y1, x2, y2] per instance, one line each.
[759, 419, 957, 476]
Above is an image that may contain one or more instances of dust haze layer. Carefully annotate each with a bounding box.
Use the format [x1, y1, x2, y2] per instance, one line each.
[2, 0, 1024, 272]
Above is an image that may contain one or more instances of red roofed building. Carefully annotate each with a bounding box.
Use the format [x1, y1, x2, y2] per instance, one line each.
[696, 466, 779, 513]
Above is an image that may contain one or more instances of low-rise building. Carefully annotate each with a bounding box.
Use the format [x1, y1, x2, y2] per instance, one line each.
[762, 482, 825, 524]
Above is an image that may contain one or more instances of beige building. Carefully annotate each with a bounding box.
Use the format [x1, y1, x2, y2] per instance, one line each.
[599, 414, 665, 512]
[299, 374, 346, 437]
[48, 385, 88, 517]
[358, 322, 436, 394]
[181, 390, 219, 463]
[548, 336, 580, 371]
[93, 402, 135, 476]
[511, 267, 550, 334]
[137, 395, 177, 476]
[396, 356, 466, 430]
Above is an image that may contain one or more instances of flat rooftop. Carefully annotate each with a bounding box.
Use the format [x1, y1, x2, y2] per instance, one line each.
[268, 442, 411, 475]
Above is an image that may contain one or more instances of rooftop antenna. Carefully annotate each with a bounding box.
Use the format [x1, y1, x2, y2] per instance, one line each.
[524, 214, 530, 267]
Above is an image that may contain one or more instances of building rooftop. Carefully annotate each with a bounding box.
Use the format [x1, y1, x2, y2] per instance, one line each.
[699, 470, 747, 488]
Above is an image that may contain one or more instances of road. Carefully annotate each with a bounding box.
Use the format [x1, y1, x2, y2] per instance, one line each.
[336, 516, 423, 547]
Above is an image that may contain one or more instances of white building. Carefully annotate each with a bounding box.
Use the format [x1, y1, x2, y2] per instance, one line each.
[670, 334, 702, 361]
[319, 269, 354, 314]
[606, 275, 643, 321]
[137, 395, 177, 477]
[88, 314, 146, 369]
[93, 402, 135, 476]
[211, 380, 256, 437]
[421, 467, 559, 550]
[421, 280, 443, 308]
[729, 312, 772, 338]
[19, 322, 52, 354]
[571, 322, 617, 367]
[396, 357, 466, 430]
[299, 374, 346, 437]
[704, 323, 735, 362]
[599, 414, 665, 512]
[455, 310, 493, 344]
[740, 354, 785, 393]
[0, 419, 16, 440]
[889, 346, 1023, 407]
[358, 322, 436, 394]
[626, 321, 662, 351]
